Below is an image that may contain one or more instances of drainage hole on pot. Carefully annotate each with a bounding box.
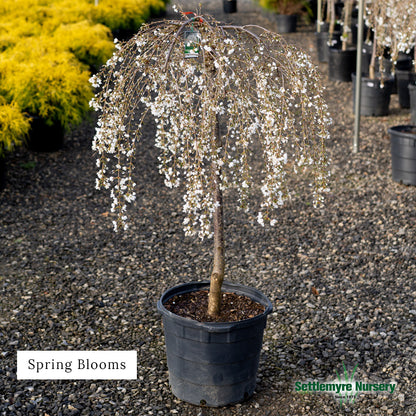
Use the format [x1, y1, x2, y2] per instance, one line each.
[200, 399, 207, 406]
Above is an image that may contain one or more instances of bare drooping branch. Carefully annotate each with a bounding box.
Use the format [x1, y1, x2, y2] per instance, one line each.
[90, 12, 331, 236]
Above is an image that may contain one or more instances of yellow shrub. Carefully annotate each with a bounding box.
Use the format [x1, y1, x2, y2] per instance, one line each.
[52, 20, 114, 69]
[39, 0, 94, 32]
[143, 0, 168, 17]
[0, 98, 30, 157]
[92, 0, 150, 32]
[0, 37, 92, 129]
[0, 20, 42, 51]
[0, 0, 42, 17]
[0, 0, 168, 148]
[0, 0, 92, 32]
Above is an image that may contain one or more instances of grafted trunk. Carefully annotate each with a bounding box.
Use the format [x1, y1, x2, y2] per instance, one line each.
[207, 117, 225, 318]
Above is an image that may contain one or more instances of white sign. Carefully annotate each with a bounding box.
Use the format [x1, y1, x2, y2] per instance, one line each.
[17, 350, 137, 380]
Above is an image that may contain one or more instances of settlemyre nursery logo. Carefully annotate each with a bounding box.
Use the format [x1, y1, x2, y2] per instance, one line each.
[294, 362, 396, 406]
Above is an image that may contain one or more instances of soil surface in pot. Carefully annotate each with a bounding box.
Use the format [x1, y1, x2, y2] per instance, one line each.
[164, 290, 265, 322]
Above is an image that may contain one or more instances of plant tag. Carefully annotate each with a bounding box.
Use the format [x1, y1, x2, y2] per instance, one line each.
[184, 30, 201, 58]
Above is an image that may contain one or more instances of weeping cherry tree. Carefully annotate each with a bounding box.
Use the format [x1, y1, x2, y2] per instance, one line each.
[90, 10, 331, 318]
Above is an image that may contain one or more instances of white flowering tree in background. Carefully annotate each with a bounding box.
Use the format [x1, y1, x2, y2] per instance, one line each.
[387, 0, 416, 71]
[365, 0, 416, 77]
[90, 10, 331, 317]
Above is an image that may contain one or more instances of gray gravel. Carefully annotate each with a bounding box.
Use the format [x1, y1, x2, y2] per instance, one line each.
[1, 0, 416, 415]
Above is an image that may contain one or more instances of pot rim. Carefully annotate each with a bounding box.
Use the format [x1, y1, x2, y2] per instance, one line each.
[328, 46, 357, 53]
[157, 280, 273, 332]
[352, 72, 395, 85]
[388, 125, 416, 139]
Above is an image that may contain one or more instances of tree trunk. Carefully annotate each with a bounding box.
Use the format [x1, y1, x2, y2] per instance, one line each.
[414, 47, 416, 74]
[369, 28, 377, 80]
[342, 0, 352, 51]
[328, 0, 335, 41]
[207, 116, 225, 318]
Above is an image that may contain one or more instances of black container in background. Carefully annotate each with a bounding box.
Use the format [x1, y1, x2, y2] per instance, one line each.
[352, 73, 393, 116]
[396, 57, 413, 71]
[328, 47, 357, 82]
[409, 84, 416, 125]
[388, 126, 416, 186]
[157, 281, 273, 407]
[351, 20, 370, 46]
[28, 116, 64, 152]
[275, 14, 297, 33]
[360, 43, 372, 74]
[335, 1, 344, 18]
[395, 69, 416, 108]
[315, 30, 341, 63]
[223, 0, 237, 13]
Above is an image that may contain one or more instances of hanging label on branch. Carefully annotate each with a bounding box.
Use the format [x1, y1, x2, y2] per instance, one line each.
[184, 29, 201, 58]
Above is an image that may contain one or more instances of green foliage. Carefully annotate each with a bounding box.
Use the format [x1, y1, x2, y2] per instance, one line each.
[0, 98, 30, 158]
[20, 161, 37, 170]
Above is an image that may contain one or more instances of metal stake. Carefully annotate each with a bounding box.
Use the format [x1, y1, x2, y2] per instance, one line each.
[353, 0, 365, 153]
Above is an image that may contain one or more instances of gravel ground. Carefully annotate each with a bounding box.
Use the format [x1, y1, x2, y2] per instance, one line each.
[1, 1, 416, 415]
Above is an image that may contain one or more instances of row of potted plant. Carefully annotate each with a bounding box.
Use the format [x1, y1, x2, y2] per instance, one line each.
[0, 0, 168, 159]
[366, 0, 416, 186]
[315, 0, 416, 185]
[316, 0, 415, 114]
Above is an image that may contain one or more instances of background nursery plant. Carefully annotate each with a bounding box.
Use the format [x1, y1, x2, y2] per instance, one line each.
[91, 11, 331, 318]
[0, 98, 30, 158]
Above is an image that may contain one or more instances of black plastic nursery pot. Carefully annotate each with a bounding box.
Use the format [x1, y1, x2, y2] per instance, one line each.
[334, 0, 344, 18]
[409, 84, 416, 125]
[28, 116, 64, 152]
[315, 31, 329, 63]
[360, 43, 372, 75]
[157, 281, 273, 407]
[388, 125, 416, 186]
[395, 69, 416, 109]
[328, 47, 357, 82]
[352, 21, 369, 46]
[315, 31, 341, 63]
[275, 14, 297, 33]
[223, 0, 237, 13]
[352, 73, 394, 117]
